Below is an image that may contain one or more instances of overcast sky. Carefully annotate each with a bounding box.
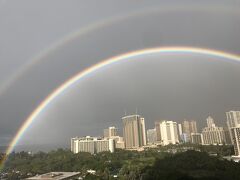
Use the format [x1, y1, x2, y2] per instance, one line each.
[0, 0, 240, 151]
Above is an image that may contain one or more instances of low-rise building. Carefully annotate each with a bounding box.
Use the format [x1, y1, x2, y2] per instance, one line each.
[27, 172, 81, 180]
[71, 136, 115, 154]
[109, 136, 125, 149]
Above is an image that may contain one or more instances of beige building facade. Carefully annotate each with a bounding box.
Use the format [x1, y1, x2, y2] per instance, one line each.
[226, 111, 240, 156]
[122, 115, 146, 149]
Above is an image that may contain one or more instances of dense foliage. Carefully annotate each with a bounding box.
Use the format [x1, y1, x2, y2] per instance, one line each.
[141, 150, 240, 180]
[1, 144, 238, 179]
[3, 149, 168, 179]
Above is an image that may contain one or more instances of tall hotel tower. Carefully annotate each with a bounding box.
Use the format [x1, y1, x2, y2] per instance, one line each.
[155, 120, 179, 145]
[226, 111, 240, 156]
[122, 114, 147, 149]
[181, 120, 198, 142]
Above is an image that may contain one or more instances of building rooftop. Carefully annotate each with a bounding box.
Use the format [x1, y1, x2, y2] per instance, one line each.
[26, 172, 80, 180]
[122, 114, 141, 119]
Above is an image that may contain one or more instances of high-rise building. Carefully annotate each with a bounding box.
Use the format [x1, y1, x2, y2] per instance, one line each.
[224, 127, 232, 145]
[178, 124, 183, 137]
[226, 111, 240, 156]
[155, 121, 161, 142]
[71, 136, 95, 154]
[122, 114, 146, 149]
[147, 128, 157, 144]
[155, 120, 179, 145]
[190, 133, 203, 144]
[95, 139, 111, 153]
[104, 126, 117, 138]
[180, 133, 190, 143]
[108, 139, 115, 153]
[202, 116, 227, 145]
[189, 121, 198, 133]
[71, 136, 115, 154]
[182, 120, 190, 135]
[71, 137, 78, 152]
[181, 120, 198, 142]
[178, 123, 188, 143]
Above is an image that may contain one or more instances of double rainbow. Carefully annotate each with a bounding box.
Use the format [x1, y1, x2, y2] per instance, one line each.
[1, 46, 240, 168]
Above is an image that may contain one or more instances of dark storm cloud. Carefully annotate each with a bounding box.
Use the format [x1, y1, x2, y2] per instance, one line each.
[0, 0, 240, 150]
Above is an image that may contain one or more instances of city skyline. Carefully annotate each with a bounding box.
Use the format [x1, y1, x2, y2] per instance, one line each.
[5, 106, 239, 153]
[70, 110, 240, 156]
[73, 112, 233, 139]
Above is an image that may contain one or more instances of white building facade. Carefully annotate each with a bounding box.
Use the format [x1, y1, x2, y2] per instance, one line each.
[109, 136, 125, 149]
[226, 111, 240, 156]
[155, 120, 179, 145]
[202, 116, 227, 145]
[71, 136, 115, 154]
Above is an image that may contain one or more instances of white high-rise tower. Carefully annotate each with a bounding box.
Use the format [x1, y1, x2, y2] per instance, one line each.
[155, 120, 179, 145]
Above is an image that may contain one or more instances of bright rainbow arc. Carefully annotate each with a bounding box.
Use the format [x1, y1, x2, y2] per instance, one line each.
[2, 46, 240, 168]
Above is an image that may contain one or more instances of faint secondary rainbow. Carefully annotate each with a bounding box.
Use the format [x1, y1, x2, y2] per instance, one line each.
[1, 46, 240, 168]
[0, 5, 236, 98]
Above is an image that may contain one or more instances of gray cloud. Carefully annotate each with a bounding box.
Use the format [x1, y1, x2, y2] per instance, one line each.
[20, 54, 240, 147]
